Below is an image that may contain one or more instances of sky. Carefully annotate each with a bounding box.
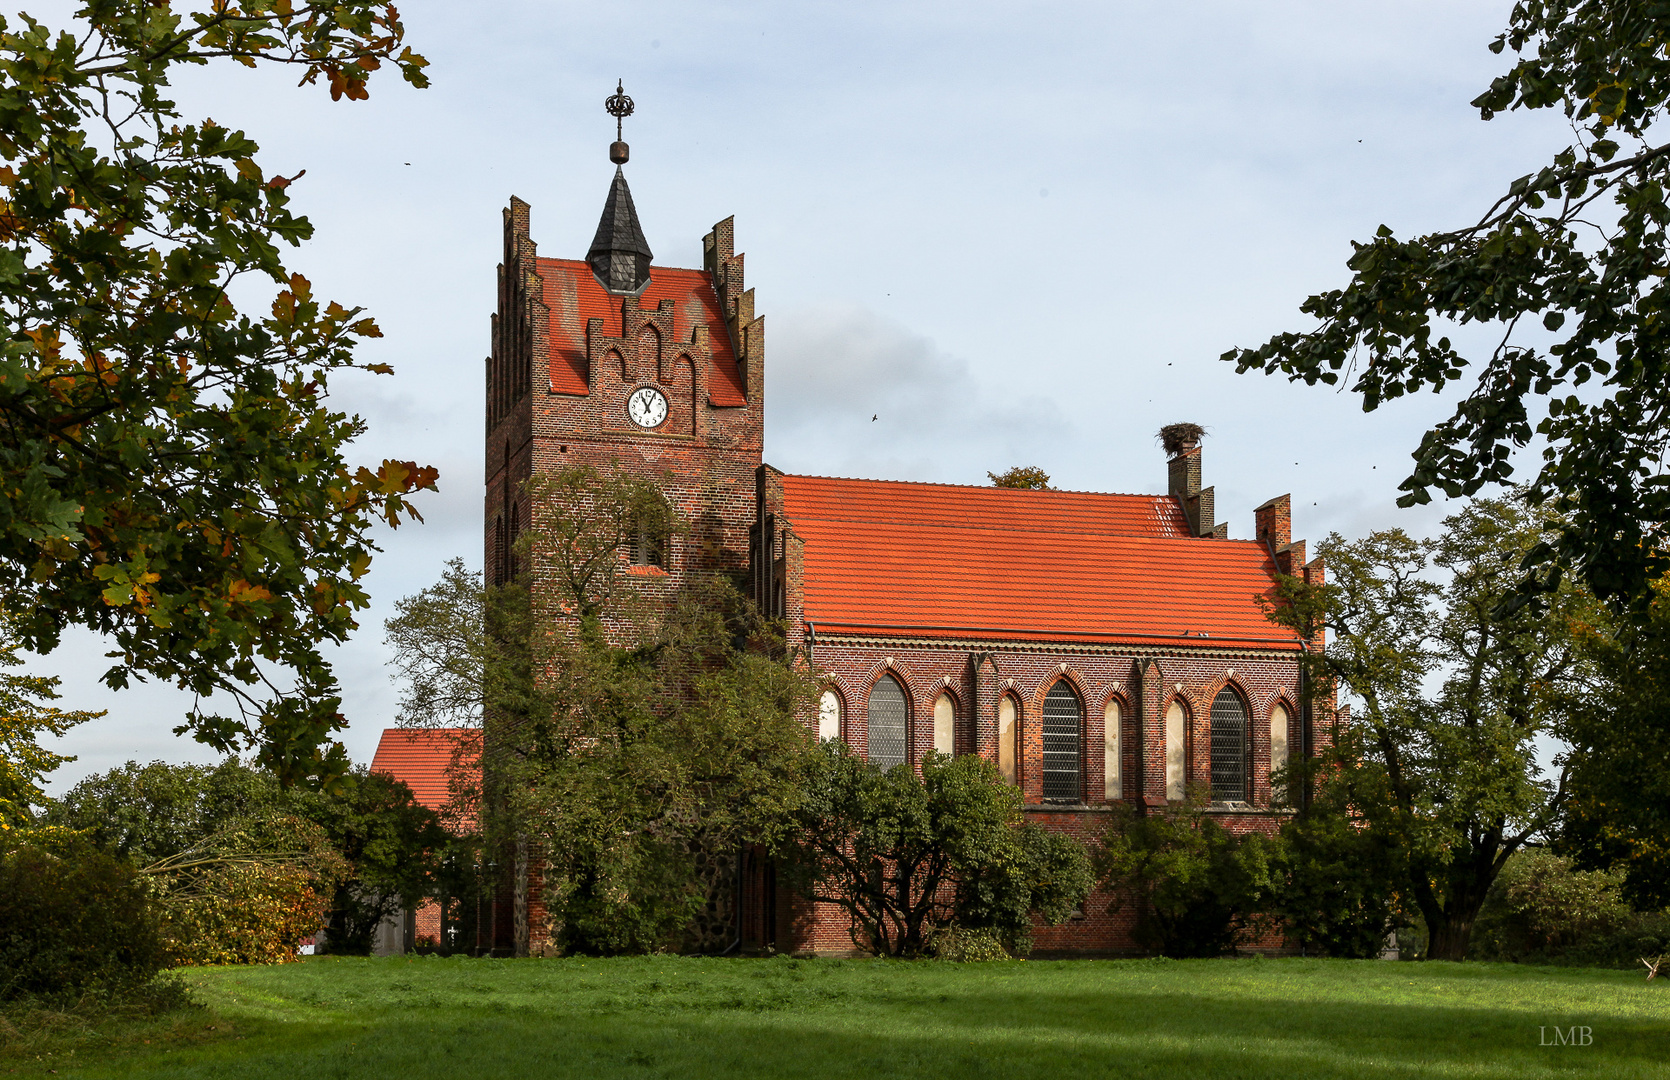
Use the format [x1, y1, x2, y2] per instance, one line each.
[33, 0, 1579, 790]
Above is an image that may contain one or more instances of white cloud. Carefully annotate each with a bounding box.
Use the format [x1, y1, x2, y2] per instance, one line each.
[765, 304, 1070, 484]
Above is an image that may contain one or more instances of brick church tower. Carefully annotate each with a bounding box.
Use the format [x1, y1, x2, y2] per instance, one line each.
[483, 105, 764, 601]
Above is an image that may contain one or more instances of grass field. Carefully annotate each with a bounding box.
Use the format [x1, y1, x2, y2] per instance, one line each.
[2, 955, 1664, 1079]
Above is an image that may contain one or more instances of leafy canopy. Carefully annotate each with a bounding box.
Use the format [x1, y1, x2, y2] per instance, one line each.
[1096, 793, 1279, 958]
[0, 610, 104, 829]
[785, 744, 1093, 957]
[391, 464, 817, 955]
[0, 2, 435, 783]
[1225, 2, 1670, 610]
[1558, 573, 1670, 907]
[987, 465, 1052, 490]
[48, 756, 447, 959]
[1266, 496, 1594, 960]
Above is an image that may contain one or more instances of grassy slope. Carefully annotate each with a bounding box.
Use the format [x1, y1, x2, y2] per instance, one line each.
[4, 956, 1664, 1079]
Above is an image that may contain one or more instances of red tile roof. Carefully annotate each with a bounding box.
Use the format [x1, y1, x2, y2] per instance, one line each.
[538, 259, 745, 405]
[781, 475, 1192, 539]
[369, 728, 479, 827]
[781, 475, 1299, 649]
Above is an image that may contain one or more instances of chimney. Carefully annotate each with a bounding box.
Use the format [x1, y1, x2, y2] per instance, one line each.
[1159, 423, 1222, 538]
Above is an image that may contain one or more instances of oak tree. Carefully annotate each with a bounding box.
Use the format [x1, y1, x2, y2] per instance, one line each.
[0, 3, 436, 783]
[1267, 497, 1593, 960]
[1226, 3, 1670, 611]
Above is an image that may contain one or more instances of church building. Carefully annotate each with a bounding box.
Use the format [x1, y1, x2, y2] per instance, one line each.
[479, 99, 1328, 955]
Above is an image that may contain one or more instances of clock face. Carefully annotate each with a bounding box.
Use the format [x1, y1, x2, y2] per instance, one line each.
[627, 386, 668, 429]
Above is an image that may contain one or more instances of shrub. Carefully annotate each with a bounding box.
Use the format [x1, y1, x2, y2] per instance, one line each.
[146, 815, 349, 966]
[1273, 800, 1405, 958]
[0, 837, 165, 1001]
[49, 759, 435, 960]
[928, 925, 1010, 961]
[1096, 794, 1278, 958]
[784, 745, 1094, 956]
[1470, 848, 1670, 967]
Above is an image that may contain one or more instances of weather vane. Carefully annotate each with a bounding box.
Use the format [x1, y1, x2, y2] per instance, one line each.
[606, 79, 634, 165]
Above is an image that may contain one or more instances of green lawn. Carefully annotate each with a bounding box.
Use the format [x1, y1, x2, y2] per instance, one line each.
[3, 955, 1664, 1079]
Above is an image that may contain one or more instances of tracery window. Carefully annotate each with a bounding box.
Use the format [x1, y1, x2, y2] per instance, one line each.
[1210, 687, 1250, 803]
[867, 674, 908, 771]
[1041, 681, 1082, 802]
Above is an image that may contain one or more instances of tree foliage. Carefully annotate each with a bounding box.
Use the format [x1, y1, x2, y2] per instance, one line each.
[139, 811, 347, 966]
[0, 2, 435, 783]
[987, 466, 1052, 490]
[1225, 2, 1670, 609]
[785, 745, 1093, 957]
[1096, 794, 1279, 958]
[1558, 574, 1670, 907]
[47, 757, 443, 959]
[283, 768, 450, 954]
[1266, 496, 1593, 960]
[385, 557, 485, 729]
[495, 574, 816, 955]
[391, 465, 816, 955]
[0, 610, 103, 829]
[1272, 791, 1406, 959]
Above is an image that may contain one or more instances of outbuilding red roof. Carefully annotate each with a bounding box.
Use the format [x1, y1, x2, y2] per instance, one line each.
[538, 258, 744, 405]
[781, 475, 1298, 649]
[369, 728, 478, 826]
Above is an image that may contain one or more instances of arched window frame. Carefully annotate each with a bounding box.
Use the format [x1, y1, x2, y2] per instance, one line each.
[1040, 678, 1084, 804]
[1269, 696, 1295, 805]
[930, 687, 958, 759]
[1164, 696, 1189, 802]
[865, 671, 911, 772]
[1209, 684, 1252, 804]
[817, 686, 845, 743]
[997, 692, 1021, 785]
[1101, 692, 1128, 801]
[627, 492, 673, 570]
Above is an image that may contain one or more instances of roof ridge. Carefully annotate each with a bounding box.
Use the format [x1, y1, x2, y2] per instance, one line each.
[789, 514, 1270, 547]
[781, 472, 1177, 501]
[782, 512, 1193, 541]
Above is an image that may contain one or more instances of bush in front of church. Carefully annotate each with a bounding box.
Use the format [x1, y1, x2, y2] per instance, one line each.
[781, 744, 1094, 957]
[1096, 794, 1281, 958]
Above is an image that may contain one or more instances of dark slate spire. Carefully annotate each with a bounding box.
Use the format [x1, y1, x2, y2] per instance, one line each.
[587, 166, 653, 294]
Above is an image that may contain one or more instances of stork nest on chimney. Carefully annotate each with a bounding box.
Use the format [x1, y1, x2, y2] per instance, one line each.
[1158, 422, 1207, 457]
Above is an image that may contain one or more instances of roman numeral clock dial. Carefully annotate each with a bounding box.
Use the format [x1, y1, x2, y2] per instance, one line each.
[627, 386, 668, 429]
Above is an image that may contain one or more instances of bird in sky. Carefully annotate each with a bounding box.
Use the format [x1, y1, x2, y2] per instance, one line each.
[872, 414, 878, 422]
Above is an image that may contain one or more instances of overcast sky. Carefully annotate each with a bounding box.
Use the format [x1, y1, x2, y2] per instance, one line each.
[33, 0, 1575, 790]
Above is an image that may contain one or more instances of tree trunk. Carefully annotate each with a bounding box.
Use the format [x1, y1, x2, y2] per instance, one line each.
[513, 836, 529, 958]
[1426, 916, 1473, 961]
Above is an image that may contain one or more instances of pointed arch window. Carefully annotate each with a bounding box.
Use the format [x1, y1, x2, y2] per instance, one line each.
[1210, 687, 1250, 803]
[1270, 702, 1291, 804]
[818, 690, 843, 742]
[867, 674, 908, 771]
[1042, 681, 1082, 802]
[932, 693, 956, 756]
[997, 695, 1019, 784]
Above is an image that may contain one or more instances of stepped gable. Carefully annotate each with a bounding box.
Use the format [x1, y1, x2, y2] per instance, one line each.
[780, 475, 1297, 647]
[537, 257, 745, 404]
